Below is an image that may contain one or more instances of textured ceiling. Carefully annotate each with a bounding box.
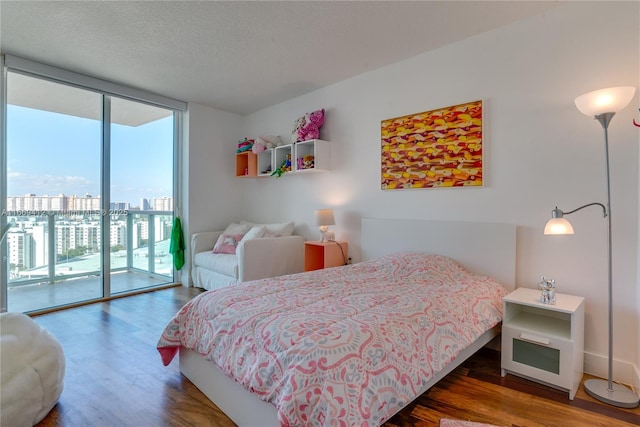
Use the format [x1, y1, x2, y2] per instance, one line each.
[0, 1, 554, 115]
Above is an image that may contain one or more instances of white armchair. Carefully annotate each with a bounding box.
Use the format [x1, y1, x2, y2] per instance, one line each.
[191, 222, 304, 290]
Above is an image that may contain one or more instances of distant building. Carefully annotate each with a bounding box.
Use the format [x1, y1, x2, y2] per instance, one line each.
[30, 224, 48, 268]
[139, 219, 149, 240]
[110, 201, 130, 211]
[7, 193, 68, 212]
[5, 194, 173, 270]
[68, 194, 100, 211]
[153, 197, 173, 211]
[140, 198, 151, 211]
[77, 222, 101, 250]
[56, 222, 76, 254]
[7, 194, 172, 213]
[155, 216, 172, 241]
[6, 230, 35, 270]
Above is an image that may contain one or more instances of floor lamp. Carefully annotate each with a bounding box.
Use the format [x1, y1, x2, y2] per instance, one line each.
[544, 86, 639, 408]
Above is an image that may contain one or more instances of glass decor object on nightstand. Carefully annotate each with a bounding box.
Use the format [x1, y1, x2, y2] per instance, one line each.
[539, 276, 556, 305]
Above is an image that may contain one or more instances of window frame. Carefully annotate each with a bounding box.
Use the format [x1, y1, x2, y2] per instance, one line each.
[0, 54, 186, 313]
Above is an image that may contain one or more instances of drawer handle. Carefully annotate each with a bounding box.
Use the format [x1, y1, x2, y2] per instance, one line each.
[519, 333, 550, 346]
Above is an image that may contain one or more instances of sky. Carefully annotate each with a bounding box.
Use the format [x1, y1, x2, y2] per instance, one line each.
[7, 105, 174, 207]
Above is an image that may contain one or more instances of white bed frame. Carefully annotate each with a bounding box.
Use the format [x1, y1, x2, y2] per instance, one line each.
[179, 219, 516, 426]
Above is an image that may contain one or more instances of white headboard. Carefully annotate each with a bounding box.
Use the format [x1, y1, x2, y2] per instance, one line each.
[361, 218, 516, 289]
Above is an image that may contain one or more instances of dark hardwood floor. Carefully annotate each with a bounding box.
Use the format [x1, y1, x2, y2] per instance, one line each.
[31, 285, 640, 427]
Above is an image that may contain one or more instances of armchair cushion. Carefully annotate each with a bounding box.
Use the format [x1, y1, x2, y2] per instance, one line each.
[194, 251, 238, 278]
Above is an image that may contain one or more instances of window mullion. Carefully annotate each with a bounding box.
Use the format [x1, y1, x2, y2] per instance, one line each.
[101, 95, 111, 297]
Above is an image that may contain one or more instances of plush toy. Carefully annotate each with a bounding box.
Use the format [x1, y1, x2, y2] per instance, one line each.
[303, 155, 315, 169]
[252, 135, 283, 154]
[291, 108, 325, 143]
[291, 116, 306, 143]
[252, 141, 266, 154]
[270, 154, 292, 178]
[236, 138, 254, 153]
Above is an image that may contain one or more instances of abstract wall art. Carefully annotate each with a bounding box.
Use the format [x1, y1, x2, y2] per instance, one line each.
[381, 100, 483, 189]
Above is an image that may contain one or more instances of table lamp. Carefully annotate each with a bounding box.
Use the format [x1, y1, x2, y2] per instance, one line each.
[314, 209, 335, 242]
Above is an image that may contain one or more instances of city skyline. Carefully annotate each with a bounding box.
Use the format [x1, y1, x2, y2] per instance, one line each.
[5, 193, 174, 212]
[6, 214, 173, 279]
[6, 104, 174, 205]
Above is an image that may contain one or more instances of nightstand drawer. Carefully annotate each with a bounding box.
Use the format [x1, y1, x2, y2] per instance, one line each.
[500, 287, 584, 400]
[502, 325, 574, 388]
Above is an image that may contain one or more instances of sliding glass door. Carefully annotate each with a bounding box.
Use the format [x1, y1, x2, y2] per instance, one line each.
[4, 72, 104, 312]
[109, 97, 175, 294]
[1, 58, 182, 313]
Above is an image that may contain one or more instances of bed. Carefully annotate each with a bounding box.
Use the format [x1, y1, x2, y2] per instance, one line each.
[157, 219, 516, 426]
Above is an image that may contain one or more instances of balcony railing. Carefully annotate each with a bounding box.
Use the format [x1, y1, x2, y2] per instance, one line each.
[3, 210, 174, 311]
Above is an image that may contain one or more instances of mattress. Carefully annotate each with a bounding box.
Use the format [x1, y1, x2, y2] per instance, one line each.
[158, 252, 508, 426]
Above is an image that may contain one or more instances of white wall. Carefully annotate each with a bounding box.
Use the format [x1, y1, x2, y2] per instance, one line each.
[191, 2, 640, 385]
[180, 103, 243, 284]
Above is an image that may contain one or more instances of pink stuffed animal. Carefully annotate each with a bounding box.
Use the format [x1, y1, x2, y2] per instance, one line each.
[292, 108, 325, 143]
[252, 135, 283, 154]
[252, 141, 266, 154]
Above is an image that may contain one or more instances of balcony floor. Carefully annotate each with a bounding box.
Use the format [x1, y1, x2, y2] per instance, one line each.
[7, 270, 173, 313]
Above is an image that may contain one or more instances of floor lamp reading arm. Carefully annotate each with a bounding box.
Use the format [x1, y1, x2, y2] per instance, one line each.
[561, 202, 607, 218]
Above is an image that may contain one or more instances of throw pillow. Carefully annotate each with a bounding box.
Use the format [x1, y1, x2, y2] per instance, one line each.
[212, 233, 244, 254]
[240, 220, 294, 237]
[224, 223, 250, 235]
[242, 226, 266, 241]
[236, 226, 266, 252]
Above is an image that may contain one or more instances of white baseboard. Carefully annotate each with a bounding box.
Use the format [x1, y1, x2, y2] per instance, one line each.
[179, 269, 191, 286]
[584, 351, 640, 392]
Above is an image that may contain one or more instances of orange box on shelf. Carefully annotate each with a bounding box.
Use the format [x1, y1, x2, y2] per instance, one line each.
[235, 152, 257, 177]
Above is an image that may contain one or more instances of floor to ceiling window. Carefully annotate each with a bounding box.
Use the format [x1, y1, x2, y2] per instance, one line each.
[0, 55, 186, 313]
[109, 97, 176, 294]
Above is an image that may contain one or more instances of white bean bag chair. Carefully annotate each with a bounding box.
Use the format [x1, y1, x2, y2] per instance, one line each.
[0, 312, 65, 427]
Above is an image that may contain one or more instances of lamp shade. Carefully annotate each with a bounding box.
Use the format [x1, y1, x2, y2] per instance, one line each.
[574, 86, 636, 117]
[314, 209, 335, 226]
[544, 217, 574, 235]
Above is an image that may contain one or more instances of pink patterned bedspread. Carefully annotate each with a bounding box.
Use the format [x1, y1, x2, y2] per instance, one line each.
[157, 252, 508, 426]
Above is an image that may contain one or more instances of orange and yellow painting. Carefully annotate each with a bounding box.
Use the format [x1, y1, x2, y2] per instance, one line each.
[381, 100, 483, 189]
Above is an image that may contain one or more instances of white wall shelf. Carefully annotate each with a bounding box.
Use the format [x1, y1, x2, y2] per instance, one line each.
[236, 139, 330, 178]
[257, 149, 274, 176]
[293, 139, 330, 173]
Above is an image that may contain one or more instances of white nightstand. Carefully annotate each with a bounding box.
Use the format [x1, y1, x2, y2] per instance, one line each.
[501, 287, 585, 400]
